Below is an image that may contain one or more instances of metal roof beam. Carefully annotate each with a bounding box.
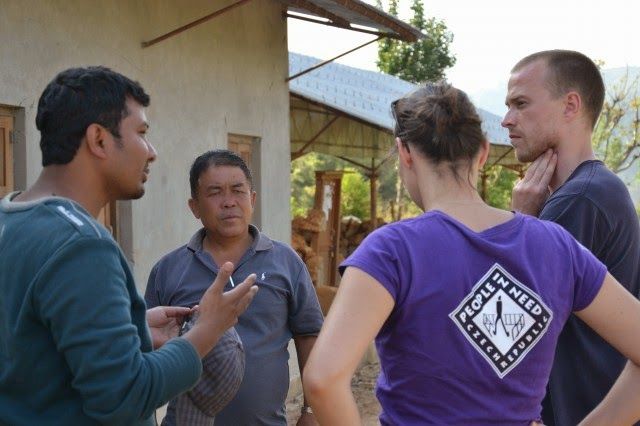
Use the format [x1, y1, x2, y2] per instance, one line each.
[286, 35, 382, 82]
[330, 0, 421, 42]
[292, 115, 341, 160]
[141, 0, 253, 48]
[285, 13, 400, 39]
[336, 155, 371, 171]
[287, 0, 351, 27]
[486, 147, 515, 169]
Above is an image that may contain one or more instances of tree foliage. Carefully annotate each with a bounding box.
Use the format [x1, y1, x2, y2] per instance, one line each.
[592, 69, 640, 174]
[376, 0, 456, 83]
[290, 153, 341, 217]
[341, 172, 370, 218]
[372, 0, 457, 220]
[480, 166, 519, 210]
[291, 153, 372, 219]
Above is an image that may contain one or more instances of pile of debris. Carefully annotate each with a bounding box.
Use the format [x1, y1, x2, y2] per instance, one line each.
[339, 216, 386, 260]
[291, 209, 324, 285]
[291, 211, 386, 315]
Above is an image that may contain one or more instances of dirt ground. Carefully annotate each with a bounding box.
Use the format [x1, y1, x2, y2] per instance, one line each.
[286, 361, 381, 425]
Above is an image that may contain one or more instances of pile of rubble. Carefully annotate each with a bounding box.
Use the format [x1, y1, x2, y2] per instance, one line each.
[339, 216, 386, 260]
[291, 210, 386, 286]
[291, 210, 386, 316]
[291, 209, 324, 285]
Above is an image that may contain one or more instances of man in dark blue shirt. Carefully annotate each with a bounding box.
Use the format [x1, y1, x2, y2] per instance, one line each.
[503, 49, 640, 426]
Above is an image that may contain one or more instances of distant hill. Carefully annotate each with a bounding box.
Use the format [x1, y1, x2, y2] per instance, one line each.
[468, 67, 640, 116]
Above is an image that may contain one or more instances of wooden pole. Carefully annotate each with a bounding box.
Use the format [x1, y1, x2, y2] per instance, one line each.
[142, 0, 252, 48]
[370, 159, 378, 231]
[286, 36, 382, 82]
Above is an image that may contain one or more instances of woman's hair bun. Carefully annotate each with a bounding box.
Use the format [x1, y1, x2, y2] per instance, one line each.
[392, 81, 484, 164]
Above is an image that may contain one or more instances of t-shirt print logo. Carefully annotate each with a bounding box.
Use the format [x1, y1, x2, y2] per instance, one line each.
[449, 264, 553, 378]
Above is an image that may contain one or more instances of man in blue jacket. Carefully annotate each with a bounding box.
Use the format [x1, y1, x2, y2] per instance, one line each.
[0, 67, 257, 425]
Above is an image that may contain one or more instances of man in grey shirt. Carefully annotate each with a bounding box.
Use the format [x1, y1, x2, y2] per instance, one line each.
[146, 149, 323, 425]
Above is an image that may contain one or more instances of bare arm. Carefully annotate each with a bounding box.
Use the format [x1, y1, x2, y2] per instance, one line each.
[294, 335, 318, 426]
[576, 273, 640, 425]
[303, 267, 394, 426]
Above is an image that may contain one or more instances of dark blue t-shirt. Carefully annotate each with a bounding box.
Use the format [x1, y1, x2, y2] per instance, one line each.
[540, 160, 640, 426]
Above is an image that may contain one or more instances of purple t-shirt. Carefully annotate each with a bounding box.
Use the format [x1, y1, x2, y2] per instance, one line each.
[340, 211, 606, 425]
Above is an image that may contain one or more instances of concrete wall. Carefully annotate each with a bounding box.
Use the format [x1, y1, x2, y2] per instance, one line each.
[0, 0, 292, 287]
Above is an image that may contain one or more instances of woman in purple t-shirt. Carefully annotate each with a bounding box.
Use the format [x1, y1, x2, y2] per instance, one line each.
[302, 82, 640, 425]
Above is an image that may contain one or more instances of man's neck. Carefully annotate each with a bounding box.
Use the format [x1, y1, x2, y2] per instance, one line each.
[203, 229, 254, 267]
[15, 166, 108, 217]
[550, 136, 596, 192]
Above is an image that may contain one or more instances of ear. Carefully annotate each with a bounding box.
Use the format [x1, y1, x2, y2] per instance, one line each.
[564, 91, 581, 122]
[188, 198, 201, 219]
[396, 137, 413, 169]
[477, 139, 490, 169]
[250, 190, 257, 210]
[84, 124, 109, 159]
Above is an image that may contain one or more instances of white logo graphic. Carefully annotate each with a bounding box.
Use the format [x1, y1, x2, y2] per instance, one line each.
[261, 272, 266, 280]
[57, 205, 84, 226]
[449, 264, 553, 378]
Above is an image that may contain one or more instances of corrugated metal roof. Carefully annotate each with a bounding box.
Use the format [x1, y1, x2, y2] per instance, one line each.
[289, 52, 511, 147]
[281, 0, 423, 42]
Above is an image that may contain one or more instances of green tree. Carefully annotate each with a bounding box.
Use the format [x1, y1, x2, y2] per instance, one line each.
[290, 153, 342, 217]
[480, 166, 519, 210]
[341, 171, 370, 218]
[290, 154, 372, 219]
[592, 69, 640, 174]
[374, 0, 457, 220]
[376, 0, 456, 83]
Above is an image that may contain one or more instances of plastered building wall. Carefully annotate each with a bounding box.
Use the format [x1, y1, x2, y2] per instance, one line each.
[1, 0, 300, 397]
[0, 0, 292, 287]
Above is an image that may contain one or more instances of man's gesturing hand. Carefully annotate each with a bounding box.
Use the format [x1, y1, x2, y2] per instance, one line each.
[147, 306, 192, 349]
[183, 262, 258, 357]
[511, 149, 557, 216]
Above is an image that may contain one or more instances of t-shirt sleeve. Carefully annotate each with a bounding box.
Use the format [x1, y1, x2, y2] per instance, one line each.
[144, 262, 161, 309]
[339, 226, 402, 302]
[34, 237, 202, 424]
[564, 231, 608, 311]
[288, 254, 324, 336]
[541, 194, 609, 258]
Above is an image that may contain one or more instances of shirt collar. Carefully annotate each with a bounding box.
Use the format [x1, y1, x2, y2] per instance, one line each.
[187, 224, 273, 253]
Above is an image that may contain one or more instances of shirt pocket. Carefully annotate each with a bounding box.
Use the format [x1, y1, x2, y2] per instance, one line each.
[239, 280, 290, 341]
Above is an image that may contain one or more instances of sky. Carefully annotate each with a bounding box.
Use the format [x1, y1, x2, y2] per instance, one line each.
[287, 0, 640, 115]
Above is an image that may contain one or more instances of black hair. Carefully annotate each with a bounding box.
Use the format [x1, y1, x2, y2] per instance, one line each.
[36, 66, 150, 166]
[189, 149, 253, 197]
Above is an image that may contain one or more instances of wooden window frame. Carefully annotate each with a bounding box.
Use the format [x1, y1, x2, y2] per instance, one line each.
[0, 111, 14, 197]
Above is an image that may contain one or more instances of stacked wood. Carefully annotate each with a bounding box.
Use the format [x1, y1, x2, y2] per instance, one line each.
[291, 209, 325, 285]
[339, 216, 386, 260]
[292, 209, 386, 292]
